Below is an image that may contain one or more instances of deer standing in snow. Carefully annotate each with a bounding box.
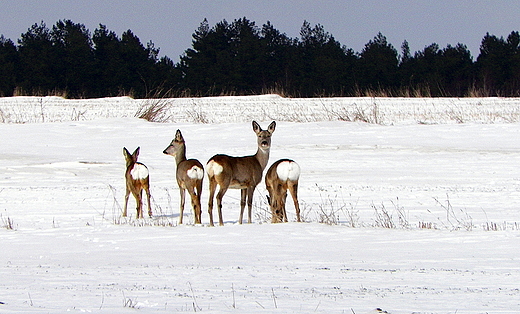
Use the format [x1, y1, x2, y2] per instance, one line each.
[123, 147, 152, 218]
[163, 130, 204, 224]
[207, 121, 276, 226]
[265, 159, 301, 223]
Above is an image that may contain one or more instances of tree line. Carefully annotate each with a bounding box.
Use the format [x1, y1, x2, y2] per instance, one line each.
[1, 18, 520, 98]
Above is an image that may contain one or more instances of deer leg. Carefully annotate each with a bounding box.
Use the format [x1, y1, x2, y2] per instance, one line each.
[208, 179, 217, 226]
[216, 186, 228, 226]
[123, 187, 130, 217]
[289, 182, 301, 222]
[188, 187, 201, 224]
[134, 190, 142, 219]
[179, 188, 186, 224]
[145, 187, 152, 217]
[239, 189, 247, 224]
[195, 181, 203, 224]
[139, 190, 144, 219]
[246, 187, 255, 224]
[282, 191, 288, 222]
[269, 198, 279, 224]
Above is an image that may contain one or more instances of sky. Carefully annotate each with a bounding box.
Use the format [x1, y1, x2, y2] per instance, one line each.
[1, 0, 519, 62]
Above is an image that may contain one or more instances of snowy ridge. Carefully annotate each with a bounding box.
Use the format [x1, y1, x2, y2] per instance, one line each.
[1, 95, 520, 124]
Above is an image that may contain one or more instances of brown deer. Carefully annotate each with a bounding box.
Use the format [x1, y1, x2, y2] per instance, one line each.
[265, 159, 301, 223]
[207, 121, 276, 226]
[163, 129, 204, 224]
[123, 147, 152, 218]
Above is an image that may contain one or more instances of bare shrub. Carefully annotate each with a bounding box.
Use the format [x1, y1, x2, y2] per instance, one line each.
[372, 198, 409, 229]
[0, 107, 6, 123]
[186, 109, 211, 124]
[318, 202, 341, 225]
[418, 221, 436, 229]
[356, 101, 383, 124]
[255, 195, 272, 224]
[392, 198, 410, 229]
[342, 195, 361, 228]
[433, 195, 473, 231]
[1, 214, 15, 230]
[372, 202, 395, 228]
[316, 192, 344, 225]
[70, 108, 87, 121]
[323, 101, 384, 124]
[295, 201, 312, 223]
[122, 291, 140, 309]
[135, 98, 173, 122]
[482, 221, 520, 231]
[446, 106, 465, 123]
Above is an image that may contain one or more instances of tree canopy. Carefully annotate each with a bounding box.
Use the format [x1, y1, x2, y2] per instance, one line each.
[1, 18, 520, 98]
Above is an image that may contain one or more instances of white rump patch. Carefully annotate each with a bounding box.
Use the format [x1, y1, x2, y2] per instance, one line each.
[276, 161, 300, 181]
[207, 160, 223, 176]
[131, 164, 149, 180]
[187, 165, 204, 180]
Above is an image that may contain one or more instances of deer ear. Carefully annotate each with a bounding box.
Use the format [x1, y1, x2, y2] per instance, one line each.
[252, 121, 261, 134]
[132, 147, 140, 159]
[268, 121, 276, 133]
[175, 129, 184, 142]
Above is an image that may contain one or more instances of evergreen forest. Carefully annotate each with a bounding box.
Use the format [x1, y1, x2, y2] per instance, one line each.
[1, 18, 520, 98]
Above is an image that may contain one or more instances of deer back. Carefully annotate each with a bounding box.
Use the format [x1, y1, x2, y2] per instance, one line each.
[208, 154, 263, 189]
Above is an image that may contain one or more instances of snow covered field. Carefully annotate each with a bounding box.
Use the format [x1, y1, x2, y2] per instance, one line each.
[0, 96, 519, 313]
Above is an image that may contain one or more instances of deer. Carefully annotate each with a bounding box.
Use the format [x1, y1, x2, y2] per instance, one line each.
[123, 147, 152, 219]
[163, 129, 204, 224]
[207, 121, 276, 226]
[265, 159, 301, 223]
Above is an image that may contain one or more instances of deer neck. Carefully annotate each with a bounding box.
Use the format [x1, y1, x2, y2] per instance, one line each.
[254, 146, 270, 170]
[175, 145, 188, 166]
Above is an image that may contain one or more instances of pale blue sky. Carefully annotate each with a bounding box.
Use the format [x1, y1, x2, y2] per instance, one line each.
[2, 0, 519, 61]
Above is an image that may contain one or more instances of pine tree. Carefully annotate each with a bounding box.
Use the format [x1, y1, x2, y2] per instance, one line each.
[260, 21, 297, 93]
[476, 31, 520, 95]
[358, 32, 399, 93]
[51, 20, 95, 97]
[17, 22, 58, 94]
[0, 36, 18, 96]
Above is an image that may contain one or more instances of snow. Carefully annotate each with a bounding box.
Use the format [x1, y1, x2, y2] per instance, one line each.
[0, 96, 520, 313]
